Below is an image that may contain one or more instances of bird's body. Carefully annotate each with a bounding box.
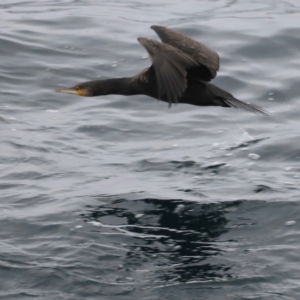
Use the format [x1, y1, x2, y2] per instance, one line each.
[56, 25, 269, 116]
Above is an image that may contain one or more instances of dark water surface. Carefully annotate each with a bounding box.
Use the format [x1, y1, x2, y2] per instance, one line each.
[1, 0, 300, 299]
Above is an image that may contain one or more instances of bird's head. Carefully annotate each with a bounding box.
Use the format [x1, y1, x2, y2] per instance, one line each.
[55, 82, 94, 97]
[56, 78, 133, 97]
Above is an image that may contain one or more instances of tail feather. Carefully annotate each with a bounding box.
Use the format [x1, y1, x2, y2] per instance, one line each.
[224, 97, 269, 116]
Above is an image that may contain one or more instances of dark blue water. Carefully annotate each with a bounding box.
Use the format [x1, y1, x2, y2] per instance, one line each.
[1, 0, 300, 299]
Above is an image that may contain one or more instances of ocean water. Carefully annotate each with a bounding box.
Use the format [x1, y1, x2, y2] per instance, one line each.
[1, 0, 300, 299]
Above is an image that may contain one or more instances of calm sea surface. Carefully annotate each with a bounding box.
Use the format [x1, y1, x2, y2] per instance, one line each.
[1, 0, 300, 299]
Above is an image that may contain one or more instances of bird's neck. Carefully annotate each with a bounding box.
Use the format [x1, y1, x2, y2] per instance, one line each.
[89, 77, 138, 96]
[83, 67, 157, 98]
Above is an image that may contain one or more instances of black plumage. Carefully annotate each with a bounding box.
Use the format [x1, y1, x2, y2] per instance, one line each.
[56, 25, 269, 116]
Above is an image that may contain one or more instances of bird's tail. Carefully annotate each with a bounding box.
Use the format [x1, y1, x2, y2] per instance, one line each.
[223, 97, 270, 116]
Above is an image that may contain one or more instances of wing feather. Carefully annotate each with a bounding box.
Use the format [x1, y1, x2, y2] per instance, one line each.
[138, 37, 199, 105]
[151, 25, 219, 81]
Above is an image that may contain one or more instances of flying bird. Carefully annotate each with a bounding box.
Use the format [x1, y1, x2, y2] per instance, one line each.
[56, 25, 269, 116]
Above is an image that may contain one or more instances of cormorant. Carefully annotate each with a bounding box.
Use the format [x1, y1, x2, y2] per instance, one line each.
[56, 25, 269, 116]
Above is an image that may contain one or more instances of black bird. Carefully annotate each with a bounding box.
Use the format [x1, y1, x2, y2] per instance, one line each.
[56, 25, 269, 116]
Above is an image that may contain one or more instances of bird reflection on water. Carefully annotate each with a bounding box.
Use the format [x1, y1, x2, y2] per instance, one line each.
[81, 196, 242, 283]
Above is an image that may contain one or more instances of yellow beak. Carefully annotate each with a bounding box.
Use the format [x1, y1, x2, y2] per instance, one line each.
[55, 88, 85, 96]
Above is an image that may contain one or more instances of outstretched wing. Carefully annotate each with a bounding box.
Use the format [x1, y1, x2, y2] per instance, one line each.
[151, 25, 219, 81]
[138, 37, 199, 106]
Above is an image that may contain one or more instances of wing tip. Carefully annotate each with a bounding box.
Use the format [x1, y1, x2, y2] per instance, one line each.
[137, 37, 146, 44]
[150, 25, 160, 31]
